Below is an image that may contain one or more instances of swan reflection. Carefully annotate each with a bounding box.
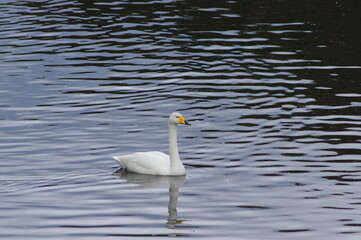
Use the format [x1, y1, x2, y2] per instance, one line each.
[113, 169, 186, 229]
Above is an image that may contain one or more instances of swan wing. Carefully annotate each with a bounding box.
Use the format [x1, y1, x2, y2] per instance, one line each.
[113, 151, 170, 175]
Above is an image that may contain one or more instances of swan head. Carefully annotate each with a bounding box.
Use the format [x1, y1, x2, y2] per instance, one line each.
[169, 112, 191, 126]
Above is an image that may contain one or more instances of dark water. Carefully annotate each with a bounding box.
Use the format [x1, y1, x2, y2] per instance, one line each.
[1, 0, 361, 239]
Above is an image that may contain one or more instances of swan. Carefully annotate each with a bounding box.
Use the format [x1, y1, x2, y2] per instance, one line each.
[113, 112, 191, 176]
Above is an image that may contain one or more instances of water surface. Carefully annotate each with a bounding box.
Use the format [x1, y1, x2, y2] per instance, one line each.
[1, 0, 361, 239]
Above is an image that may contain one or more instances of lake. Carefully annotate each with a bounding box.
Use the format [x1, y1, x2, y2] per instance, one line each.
[1, 0, 361, 239]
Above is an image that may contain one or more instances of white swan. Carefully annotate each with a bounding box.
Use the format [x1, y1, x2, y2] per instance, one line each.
[113, 112, 191, 176]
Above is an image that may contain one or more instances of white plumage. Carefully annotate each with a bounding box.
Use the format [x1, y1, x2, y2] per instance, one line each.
[113, 112, 190, 176]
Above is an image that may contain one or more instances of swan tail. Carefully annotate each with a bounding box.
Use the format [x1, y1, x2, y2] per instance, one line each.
[113, 156, 127, 168]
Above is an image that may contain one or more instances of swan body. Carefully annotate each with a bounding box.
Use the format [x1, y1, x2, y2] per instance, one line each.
[113, 112, 190, 176]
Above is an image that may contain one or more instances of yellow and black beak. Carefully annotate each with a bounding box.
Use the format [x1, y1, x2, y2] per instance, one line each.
[178, 116, 191, 125]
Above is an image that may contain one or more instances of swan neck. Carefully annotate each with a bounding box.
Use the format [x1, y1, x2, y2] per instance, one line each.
[168, 123, 185, 175]
[168, 123, 179, 161]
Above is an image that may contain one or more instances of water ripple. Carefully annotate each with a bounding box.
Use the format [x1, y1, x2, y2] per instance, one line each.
[1, 0, 361, 239]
